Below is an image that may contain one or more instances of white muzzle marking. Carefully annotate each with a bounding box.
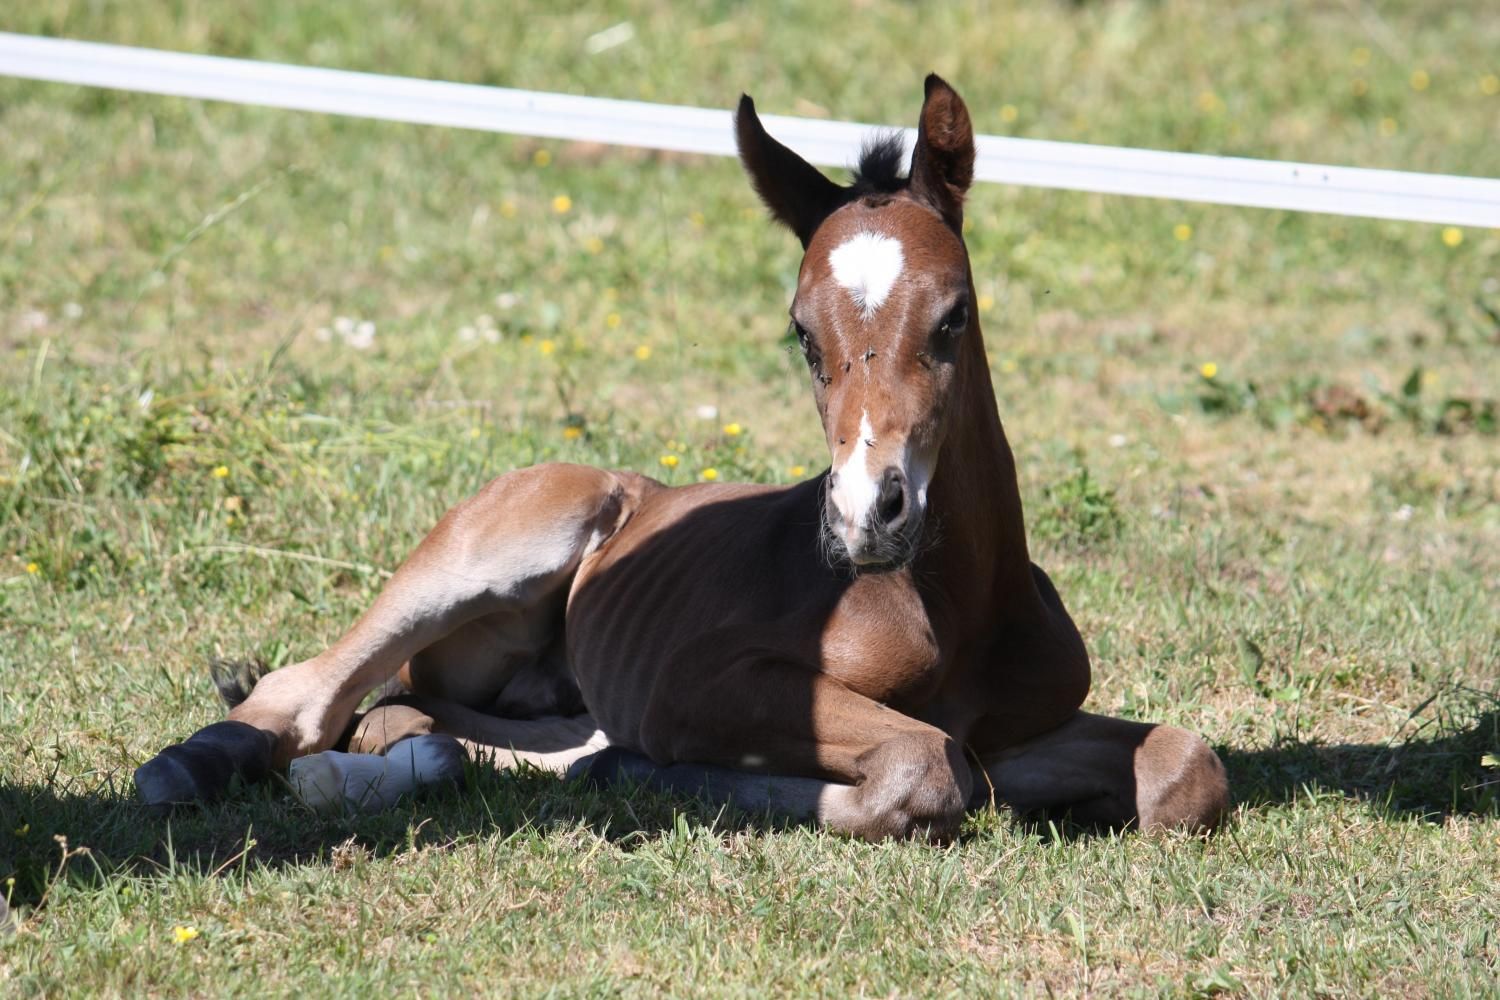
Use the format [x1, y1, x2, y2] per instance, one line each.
[830, 412, 879, 543]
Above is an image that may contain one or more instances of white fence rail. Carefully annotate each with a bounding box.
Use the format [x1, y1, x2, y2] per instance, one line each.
[2, 32, 1497, 227]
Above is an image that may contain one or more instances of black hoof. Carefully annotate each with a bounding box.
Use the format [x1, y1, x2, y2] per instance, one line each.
[568, 745, 658, 788]
[134, 721, 275, 807]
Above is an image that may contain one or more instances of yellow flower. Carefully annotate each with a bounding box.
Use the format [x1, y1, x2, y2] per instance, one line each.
[689, 211, 706, 228]
[700, 468, 719, 481]
[722, 422, 743, 437]
[634, 344, 652, 361]
[1173, 223, 1193, 242]
[789, 465, 807, 478]
[1482, 74, 1500, 96]
[999, 358, 1018, 374]
[499, 199, 518, 219]
[1379, 117, 1397, 137]
[659, 454, 679, 469]
[1350, 78, 1368, 97]
[1409, 69, 1430, 92]
[606, 312, 622, 329]
[551, 195, 572, 214]
[1000, 104, 1019, 123]
[1196, 91, 1222, 113]
[223, 496, 242, 513]
[538, 339, 556, 356]
[584, 236, 604, 255]
[562, 426, 583, 441]
[1351, 47, 1371, 67]
[212, 465, 229, 479]
[469, 427, 482, 438]
[172, 926, 200, 944]
[25, 562, 39, 575]
[1200, 362, 1219, 379]
[978, 294, 995, 314]
[1441, 227, 1463, 248]
[532, 149, 552, 168]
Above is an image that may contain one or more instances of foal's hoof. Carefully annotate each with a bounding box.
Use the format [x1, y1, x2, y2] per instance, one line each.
[290, 735, 467, 814]
[134, 721, 274, 807]
[568, 746, 659, 788]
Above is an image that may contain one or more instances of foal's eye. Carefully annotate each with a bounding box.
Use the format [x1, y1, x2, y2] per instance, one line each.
[792, 320, 814, 358]
[938, 301, 970, 339]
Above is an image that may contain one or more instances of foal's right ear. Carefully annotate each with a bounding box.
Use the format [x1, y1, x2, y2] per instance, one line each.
[735, 95, 846, 248]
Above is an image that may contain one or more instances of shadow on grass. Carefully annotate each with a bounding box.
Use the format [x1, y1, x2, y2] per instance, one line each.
[1220, 706, 1499, 821]
[4, 705, 1495, 908]
[0, 760, 798, 909]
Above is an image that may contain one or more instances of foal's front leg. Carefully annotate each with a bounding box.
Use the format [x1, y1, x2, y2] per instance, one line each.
[134, 464, 630, 806]
[976, 711, 1229, 832]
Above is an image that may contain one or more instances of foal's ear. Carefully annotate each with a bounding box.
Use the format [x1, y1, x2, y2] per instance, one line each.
[735, 95, 846, 248]
[908, 74, 976, 230]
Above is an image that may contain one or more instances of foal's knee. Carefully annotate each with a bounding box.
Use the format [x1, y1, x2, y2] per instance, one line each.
[852, 734, 971, 842]
[1135, 726, 1229, 833]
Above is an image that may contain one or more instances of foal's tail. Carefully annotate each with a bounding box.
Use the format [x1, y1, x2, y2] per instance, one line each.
[209, 658, 273, 709]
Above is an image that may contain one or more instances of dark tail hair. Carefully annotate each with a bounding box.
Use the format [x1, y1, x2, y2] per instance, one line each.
[208, 658, 273, 709]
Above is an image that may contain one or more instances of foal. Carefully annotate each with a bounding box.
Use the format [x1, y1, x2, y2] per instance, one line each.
[136, 76, 1229, 839]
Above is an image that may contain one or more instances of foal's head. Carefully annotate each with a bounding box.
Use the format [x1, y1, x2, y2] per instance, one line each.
[737, 75, 979, 572]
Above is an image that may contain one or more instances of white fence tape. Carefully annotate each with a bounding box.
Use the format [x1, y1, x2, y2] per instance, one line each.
[2, 32, 1497, 227]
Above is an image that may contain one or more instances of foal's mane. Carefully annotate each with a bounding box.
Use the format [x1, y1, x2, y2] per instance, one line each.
[849, 132, 909, 196]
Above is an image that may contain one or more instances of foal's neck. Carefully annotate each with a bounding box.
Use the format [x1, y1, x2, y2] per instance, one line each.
[922, 319, 1039, 615]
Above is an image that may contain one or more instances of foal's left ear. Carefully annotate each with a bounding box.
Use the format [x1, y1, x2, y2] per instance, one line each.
[736, 95, 847, 248]
[908, 74, 976, 231]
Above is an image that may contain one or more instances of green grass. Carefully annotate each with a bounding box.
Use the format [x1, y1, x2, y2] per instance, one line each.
[2, 0, 1498, 995]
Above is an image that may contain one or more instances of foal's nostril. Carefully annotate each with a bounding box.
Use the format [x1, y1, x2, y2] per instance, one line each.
[876, 467, 906, 527]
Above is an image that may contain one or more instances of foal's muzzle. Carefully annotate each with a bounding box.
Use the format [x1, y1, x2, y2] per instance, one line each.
[824, 465, 923, 572]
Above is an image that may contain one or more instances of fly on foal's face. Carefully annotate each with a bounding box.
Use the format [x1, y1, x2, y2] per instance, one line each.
[736, 74, 978, 571]
[794, 199, 971, 569]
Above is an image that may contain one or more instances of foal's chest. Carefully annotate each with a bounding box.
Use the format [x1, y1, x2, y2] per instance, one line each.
[816, 576, 948, 707]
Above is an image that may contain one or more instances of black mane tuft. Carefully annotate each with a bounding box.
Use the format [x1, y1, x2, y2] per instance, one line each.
[850, 131, 908, 194]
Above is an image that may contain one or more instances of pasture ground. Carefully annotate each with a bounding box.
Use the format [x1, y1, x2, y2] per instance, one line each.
[2, 1, 1497, 995]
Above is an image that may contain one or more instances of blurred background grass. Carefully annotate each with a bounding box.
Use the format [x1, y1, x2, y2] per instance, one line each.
[1, 1, 1497, 995]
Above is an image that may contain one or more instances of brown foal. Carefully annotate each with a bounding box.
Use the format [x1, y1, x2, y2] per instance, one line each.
[135, 76, 1228, 840]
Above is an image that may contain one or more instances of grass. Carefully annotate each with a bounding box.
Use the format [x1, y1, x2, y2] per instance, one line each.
[2, 0, 1498, 994]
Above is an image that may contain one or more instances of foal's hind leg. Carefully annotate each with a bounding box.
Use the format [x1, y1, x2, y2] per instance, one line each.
[135, 464, 631, 806]
[976, 711, 1229, 832]
[349, 695, 608, 773]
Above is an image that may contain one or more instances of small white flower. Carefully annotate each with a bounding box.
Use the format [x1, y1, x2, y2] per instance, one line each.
[695, 404, 719, 420]
[1392, 504, 1414, 522]
[62, 302, 84, 320]
[1108, 433, 1128, 448]
[315, 326, 333, 342]
[20, 309, 48, 332]
[346, 321, 376, 350]
[495, 293, 520, 310]
[457, 325, 477, 343]
[333, 315, 355, 336]
[482, 327, 500, 344]
[477, 314, 496, 330]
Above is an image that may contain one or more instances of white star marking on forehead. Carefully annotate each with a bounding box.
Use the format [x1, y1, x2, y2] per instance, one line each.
[828, 232, 904, 321]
